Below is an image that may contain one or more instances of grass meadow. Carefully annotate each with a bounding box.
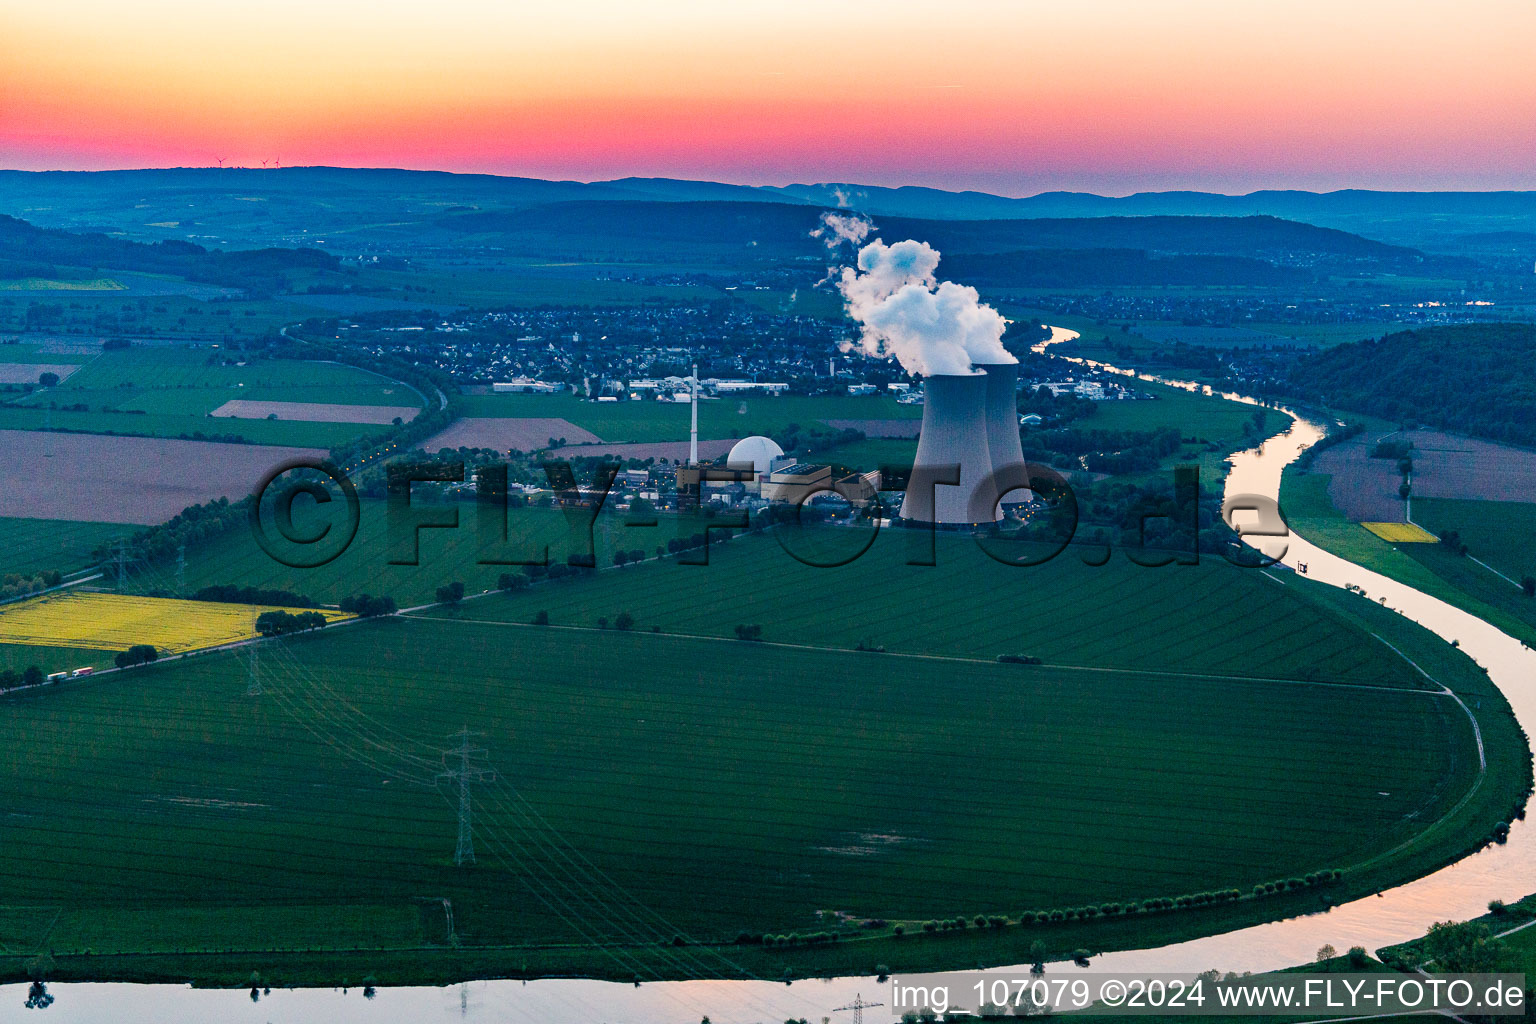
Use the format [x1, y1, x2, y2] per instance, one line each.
[1282, 471, 1536, 646]
[0, 516, 132, 575]
[0, 602, 1517, 985]
[418, 529, 1421, 687]
[2, 346, 423, 446]
[456, 392, 920, 444]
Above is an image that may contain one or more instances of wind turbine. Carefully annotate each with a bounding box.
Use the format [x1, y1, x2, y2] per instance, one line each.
[215, 157, 225, 169]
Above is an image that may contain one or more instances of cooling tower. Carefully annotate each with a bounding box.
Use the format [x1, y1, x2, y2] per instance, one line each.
[903, 371, 1001, 524]
[976, 361, 1032, 505]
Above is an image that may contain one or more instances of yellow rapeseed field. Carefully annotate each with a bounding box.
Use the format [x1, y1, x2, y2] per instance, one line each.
[0, 592, 350, 654]
[1361, 521, 1440, 543]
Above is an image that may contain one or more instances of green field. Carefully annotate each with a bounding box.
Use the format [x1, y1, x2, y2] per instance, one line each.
[0, 641, 113, 676]
[1071, 381, 1285, 480]
[456, 392, 920, 443]
[1281, 471, 1536, 646]
[153, 501, 719, 608]
[1, 345, 424, 446]
[1414, 498, 1536, 584]
[419, 530, 1437, 689]
[176, 499, 1441, 689]
[0, 516, 132, 575]
[0, 597, 1517, 984]
[0, 294, 323, 341]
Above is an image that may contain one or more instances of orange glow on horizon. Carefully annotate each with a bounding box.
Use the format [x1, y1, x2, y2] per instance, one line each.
[3, 0, 1534, 192]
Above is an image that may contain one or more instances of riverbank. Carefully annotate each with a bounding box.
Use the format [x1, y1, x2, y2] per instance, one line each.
[1280, 464, 1536, 649]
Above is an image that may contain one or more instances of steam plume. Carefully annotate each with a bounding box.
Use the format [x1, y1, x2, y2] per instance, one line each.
[835, 237, 1013, 377]
[812, 212, 872, 249]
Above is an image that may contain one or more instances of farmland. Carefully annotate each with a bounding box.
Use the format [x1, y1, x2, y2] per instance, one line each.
[1, 344, 425, 446]
[0, 429, 326, 525]
[0, 516, 132, 575]
[418, 529, 1429, 689]
[162, 500, 738, 608]
[170, 498, 1436, 687]
[0, 605, 1519, 985]
[1280, 469, 1536, 647]
[0, 592, 350, 653]
[1414, 498, 1536, 584]
[455, 392, 920, 444]
[0, 642, 113, 676]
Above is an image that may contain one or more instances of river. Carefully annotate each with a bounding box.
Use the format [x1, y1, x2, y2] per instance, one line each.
[6, 329, 1534, 1021]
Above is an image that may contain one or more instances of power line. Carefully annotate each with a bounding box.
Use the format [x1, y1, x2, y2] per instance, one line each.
[114, 539, 128, 593]
[438, 728, 494, 867]
[246, 642, 261, 697]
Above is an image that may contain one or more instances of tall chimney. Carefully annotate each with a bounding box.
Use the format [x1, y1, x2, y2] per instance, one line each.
[689, 362, 699, 465]
[976, 361, 1031, 505]
[903, 371, 1000, 524]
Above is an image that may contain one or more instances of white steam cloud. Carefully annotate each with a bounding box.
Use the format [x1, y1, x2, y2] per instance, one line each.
[835, 237, 1013, 377]
[811, 212, 872, 249]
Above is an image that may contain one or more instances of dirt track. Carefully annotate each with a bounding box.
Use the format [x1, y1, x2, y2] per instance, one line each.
[0, 429, 328, 525]
[209, 399, 419, 424]
[422, 417, 601, 452]
[0, 362, 82, 384]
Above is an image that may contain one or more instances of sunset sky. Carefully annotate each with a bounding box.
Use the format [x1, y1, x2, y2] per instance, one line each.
[3, 0, 1533, 194]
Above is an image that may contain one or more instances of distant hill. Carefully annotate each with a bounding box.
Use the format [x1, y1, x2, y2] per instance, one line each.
[0, 168, 797, 250]
[433, 199, 1448, 278]
[773, 183, 1536, 251]
[0, 167, 1530, 254]
[941, 248, 1312, 288]
[1290, 323, 1536, 446]
[0, 214, 336, 293]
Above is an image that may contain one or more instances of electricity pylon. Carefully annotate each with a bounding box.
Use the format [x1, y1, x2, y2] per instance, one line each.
[439, 728, 494, 866]
[833, 994, 883, 1024]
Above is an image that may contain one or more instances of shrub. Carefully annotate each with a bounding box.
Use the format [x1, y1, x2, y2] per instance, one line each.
[255, 610, 328, 636]
[114, 644, 159, 668]
[339, 594, 397, 617]
[193, 584, 316, 607]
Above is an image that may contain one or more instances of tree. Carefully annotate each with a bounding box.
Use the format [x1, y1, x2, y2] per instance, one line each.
[533, 610, 549, 625]
[1422, 920, 1511, 973]
[615, 612, 635, 631]
[1315, 944, 1337, 969]
[1522, 576, 1535, 598]
[255, 610, 326, 636]
[115, 644, 159, 668]
[436, 581, 466, 606]
[340, 593, 397, 617]
[1346, 945, 1369, 968]
[37, 371, 59, 388]
[614, 550, 629, 568]
[497, 572, 529, 591]
[22, 665, 43, 687]
[734, 624, 763, 642]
